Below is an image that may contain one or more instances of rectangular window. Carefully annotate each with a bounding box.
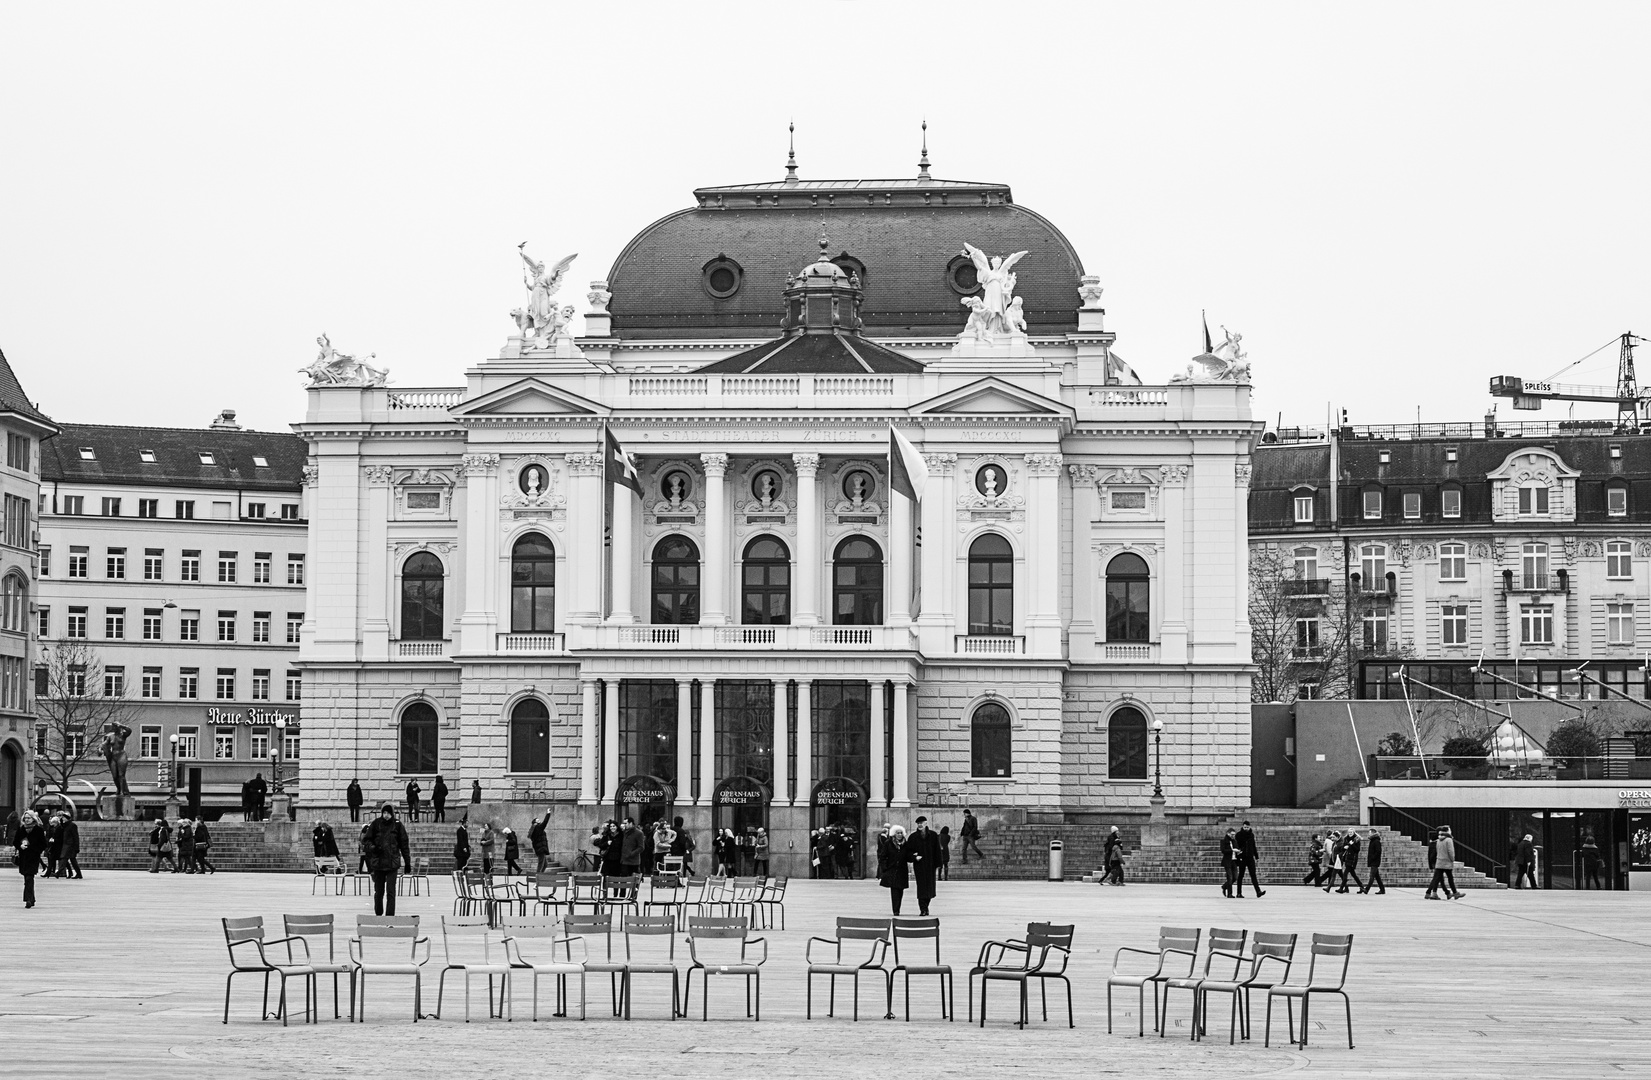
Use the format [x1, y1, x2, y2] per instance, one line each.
[1297, 681, 1321, 700]
[143, 609, 162, 640]
[252, 669, 270, 701]
[1294, 547, 1318, 580]
[181, 550, 200, 581]
[67, 665, 86, 696]
[1609, 543, 1634, 579]
[101, 497, 121, 517]
[282, 731, 300, 761]
[33, 666, 46, 698]
[246, 502, 266, 519]
[1609, 603, 1635, 646]
[253, 553, 271, 584]
[1294, 494, 1314, 523]
[38, 546, 48, 576]
[1294, 617, 1321, 656]
[179, 611, 199, 641]
[6, 433, 30, 472]
[176, 726, 198, 759]
[218, 552, 236, 583]
[1403, 492, 1421, 519]
[3, 493, 29, 548]
[1520, 604, 1554, 645]
[1442, 605, 1468, 646]
[250, 731, 269, 760]
[252, 612, 270, 643]
[106, 547, 126, 579]
[285, 670, 302, 702]
[68, 546, 88, 578]
[1519, 486, 1550, 514]
[175, 500, 195, 519]
[1363, 490, 1381, 519]
[1522, 545, 1549, 590]
[137, 498, 158, 518]
[212, 500, 232, 519]
[1442, 489, 1462, 518]
[286, 613, 303, 644]
[287, 555, 305, 585]
[64, 729, 86, 756]
[141, 667, 161, 699]
[62, 495, 83, 515]
[35, 607, 48, 638]
[105, 608, 125, 639]
[1439, 545, 1466, 580]
[216, 668, 235, 700]
[179, 669, 199, 699]
[281, 503, 300, 520]
[1363, 607, 1389, 652]
[217, 611, 236, 642]
[143, 548, 163, 580]
[139, 725, 161, 758]
[104, 666, 125, 697]
[67, 607, 87, 638]
[214, 729, 235, 760]
[1609, 487, 1629, 517]
[1, 656, 20, 711]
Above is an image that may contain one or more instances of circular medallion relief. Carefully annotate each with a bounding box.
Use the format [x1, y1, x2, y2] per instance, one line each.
[660, 469, 693, 503]
[518, 463, 549, 497]
[750, 470, 783, 504]
[974, 463, 1005, 499]
[841, 469, 876, 505]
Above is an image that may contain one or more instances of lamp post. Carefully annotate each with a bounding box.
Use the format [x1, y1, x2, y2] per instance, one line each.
[272, 716, 287, 795]
[1149, 717, 1164, 799]
[1142, 716, 1169, 848]
[268, 716, 294, 826]
[165, 733, 180, 819]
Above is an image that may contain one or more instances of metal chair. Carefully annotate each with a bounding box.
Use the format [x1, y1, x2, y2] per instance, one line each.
[566, 873, 606, 915]
[222, 916, 316, 1026]
[453, 868, 488, 917]
[973, 922, 1074, 1029]
[643, 873, 686, 927]
[891, 917, 954, 1022]
[283, 913, 356, 1021]
[1106, 926, 1200, 1036]
[350, 915, 429, 1022]
[1161, 927, 1247, 1039]
[311, 857, 347, 895]
[805, 917, 892, 1020]
[562, 913, 625, 1015]
[724, 877, 764, 924]
[500, 915, 587, 1021]
[436, 916, 512, 1021]
[684, 916, 767, 1021]
[523, 871, 570, 917]
[1196, 931, 1296, 1044]
[603, 875, 643, 918]
[619, 914, 682, 1020]
[1266, 933, 1354, 1050]
[753, 875, 788, 930]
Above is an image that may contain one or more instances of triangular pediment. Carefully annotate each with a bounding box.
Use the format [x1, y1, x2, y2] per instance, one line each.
[911, 377, 1072, 418]
[450, 378, 608, 419]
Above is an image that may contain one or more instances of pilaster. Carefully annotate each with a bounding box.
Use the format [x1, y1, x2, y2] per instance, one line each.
[1024, 452, 1063, 655]
[362, 465, 393, 662]
[1160, 464, 1189, 663]
[701, 454, 729, 625]
[917, 453, 957, 653]
[794, 454, 821, 626]
[566, 452, 603, 626]
[457, 453, 502, 654]
[1068, 464, 1100, 662]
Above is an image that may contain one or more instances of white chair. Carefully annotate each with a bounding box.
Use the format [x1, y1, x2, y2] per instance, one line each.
[501, 915, 587, 1020]
[436, 915, 512, 1021]
[350, 916, 429, 1022]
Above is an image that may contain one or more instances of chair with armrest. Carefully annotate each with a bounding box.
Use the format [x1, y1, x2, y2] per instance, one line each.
[1160, 927, 1247, 1039]
[1196, 931, 1296, 1044]
[754, 875, 788, 930]
[684, 917, 767, 1021]
[283, 913, 355, 1021]
[1106, 926, 1201, 1036]
[562, 913, 624, 1015]
[222, 916, 316, 1026]
[350, 915, 429, 1022]
[619, 914, 682, 1020]
[1266, 933, 1354, 1050]
[500, 915, 587, 1021]
[974, 922, 1074, 1029]
[436, 915, 512, 1021]
[805, 917, 893, 1021]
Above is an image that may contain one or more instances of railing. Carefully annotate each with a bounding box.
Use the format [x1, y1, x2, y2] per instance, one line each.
[1503, 573, 1569, 594]
[626, 376, 707, 396]
[718, 626, 776, 644]
[387, 388, 464, 410]
[956, 634, 1025, 655]
[1368, 797, 1507, 881]
[1373, 755, 1651, 781]
[587, 624, 915, 650]
[1101, 642, 1157, 662]
[620, 626, 681, 644]
[394, 640, 448, 658]
[1292, 646, 1326, 660]
[1282, 579, 1331, 596]
[812, 627, 872, 645]
[815, 376, 894, 396]
[496, 633, 566, 653]
[722, 376, 800, 396]
[1088, 388, 1170, 407]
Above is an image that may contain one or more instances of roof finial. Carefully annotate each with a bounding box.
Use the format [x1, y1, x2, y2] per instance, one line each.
[785, 120, 799, 185]
[918, 119, 931, 181]
[819, 219, 829, 259]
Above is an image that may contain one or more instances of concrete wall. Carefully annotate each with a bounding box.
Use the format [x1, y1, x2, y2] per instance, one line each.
[1250, 703, 1295, 806]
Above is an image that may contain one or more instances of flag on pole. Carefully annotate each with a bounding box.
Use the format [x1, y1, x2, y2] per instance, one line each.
[605, 428, 642, 495]
[1202, 310, 1214, 355]
[889, 425, 928, 502]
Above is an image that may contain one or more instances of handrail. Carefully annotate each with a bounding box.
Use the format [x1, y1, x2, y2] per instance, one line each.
[1368, 797, 1505, 874]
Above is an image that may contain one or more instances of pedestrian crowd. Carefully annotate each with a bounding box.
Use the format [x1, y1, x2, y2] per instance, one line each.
[146, 815, 217, 874]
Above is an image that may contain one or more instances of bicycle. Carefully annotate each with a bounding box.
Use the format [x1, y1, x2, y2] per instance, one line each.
[573, 849, 599, 872]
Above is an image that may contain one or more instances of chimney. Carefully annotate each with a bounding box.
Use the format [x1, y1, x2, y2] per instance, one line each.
[211, 409, 241, 431]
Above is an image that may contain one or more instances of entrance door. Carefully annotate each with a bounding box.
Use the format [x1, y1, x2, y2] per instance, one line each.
[712, 776, 768, 876]
[614, 775, 673, 864]
[0, 740, 19, 820]
[811, 777, 867, 879]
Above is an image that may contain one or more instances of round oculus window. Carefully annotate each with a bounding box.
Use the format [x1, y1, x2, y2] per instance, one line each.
[703, 258, 742, 299]
[947, 255, 981, 296]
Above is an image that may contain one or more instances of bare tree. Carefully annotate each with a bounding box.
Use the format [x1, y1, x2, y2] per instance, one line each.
[33, 641, 139, 802]
[1249, 544, 1362, 702]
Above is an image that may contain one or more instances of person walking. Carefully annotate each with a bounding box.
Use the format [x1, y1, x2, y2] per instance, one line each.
[60, 814, 83, 880]
[346, 778, 364, 823]
[1322, 831, 1343, 893]
[530, 812, 551, 874]
[936, 826, 952, 881]
[1103, 825, 1126, 886]
[148, 818, 176, 873]
[877, 825, 909, 915]
[44, 812, 63, 878]
[177, 817, 196, 874]
[501, 826, 523, 875]
[754, 827, 771, 879]
[1303, 833, 1325, 887]
[1581, 831, 1604, 890]
[405, 779, 422, 824]
[431, 775, 448, 823]
[1234, 820, 1265, 897]
[1334, 830, 1365, 894]
[1512, 832, 1538, 889]
[618, 818, 645, 877]
[669, 817, 694, 876]
[453, 817, 471, 871]
[1360, 828, 1386, 894]
[193, 817, 216, 874]
[959, 808, 986, 864]
[1429, 825, 1463, 899]
[470, 779, 482, 805]
[906, 816, 943, 916]
[363, 802, 412, 916]
[479, 822, 496, 874]
[1220, 828, 1238, 897]
[249, 773, 267, 822]
[15, 810, 45, 908]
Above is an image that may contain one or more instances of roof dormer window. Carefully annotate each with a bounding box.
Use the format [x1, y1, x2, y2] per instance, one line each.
[77, 447, 95, 460]
[253, 456, 269, 468]
[138, 450, 156, 463]
[1445, 447, 1458, 462]
[198, 452, 215, 465]
[1519, 484, 1549, 515]
[1378, 450, 1391, 464]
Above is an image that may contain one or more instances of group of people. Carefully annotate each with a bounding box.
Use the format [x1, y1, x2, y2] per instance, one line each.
[1304, 829, 1385, 894]
[145, 815, 217, 874]
[8, 808, 83, 906]
[875, 816, 945, 916]
[237, 774, 269, 821]
[1217, 822, 1266, 898]
[809, 824, 859, 879]
[344, 776, 486, 823]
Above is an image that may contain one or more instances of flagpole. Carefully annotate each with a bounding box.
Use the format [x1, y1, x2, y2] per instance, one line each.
[599, 416, 610, 625]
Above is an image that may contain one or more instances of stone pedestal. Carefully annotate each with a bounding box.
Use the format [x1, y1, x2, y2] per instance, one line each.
[164, 795, 181, 821]
[270, 793, 293, 825]
[1141, 796, 1170, 847]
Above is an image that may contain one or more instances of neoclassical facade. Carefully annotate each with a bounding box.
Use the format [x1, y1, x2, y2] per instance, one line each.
[296, 163, 1260, 873]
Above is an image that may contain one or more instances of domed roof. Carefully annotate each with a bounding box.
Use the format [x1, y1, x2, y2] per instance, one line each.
[606, 175, 1084, 340]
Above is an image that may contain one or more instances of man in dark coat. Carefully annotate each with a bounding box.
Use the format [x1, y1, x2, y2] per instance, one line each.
[15, 810, 45, 908]
[877, 826, 909, 914]
[363, 803, 412, 915]
[405, 779, 421, 823]
[959, 808, 985, 864]
[240, 777, 254, 821]
[1233, 821, 1265, 898]
[618, 818, 645, 876]
[193, 817, 216, 873]
[1513, 832, 1538, 889]
[668, 816, 693, 875]
[249, 773, 268, 821]
[453, 818, 471, 871]
[431, 776, 449, 823]
[528, 811, 551, 873]
[60, 815, 82, 879]
[1220, 828, 1238, 897]
[1335, 831, 1365, 893]
[346, 779, 364, 823]
[177, 817, 195, 873]
[905, 816, 943, 916]
[1360, 828, 1386, 894]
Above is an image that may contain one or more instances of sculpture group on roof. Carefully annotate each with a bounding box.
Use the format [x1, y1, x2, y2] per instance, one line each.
[300, 333, 388, 388]
[515, 244, 578, 348]
[957, 243, 1028, 344]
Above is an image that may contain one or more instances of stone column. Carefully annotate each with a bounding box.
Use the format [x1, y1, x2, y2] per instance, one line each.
[794, 679, 812, 808]
[891, 679, 911, 807]
[700, 454, 729, 625]
[917, 453, 956, 654]
[772, 679, 789, 807]
[566, 452, 605, 626]
[1235, 462, 1252, 658]
[603, 678, 621, 801]
[699, 679, 716, 806]
[362, 465, 394, 661]
[794, 453, 821, 626]
[869, 679, 887, 807]
[676, 679, 693, 806]
[1160, 465, 1189, 663]
[1024, 453, 1064, 654]
[457, 453, 502, 654]
[890, 494, 914, 626]
[1068, 465, 1100, 662]
[579, 677, 599, 804]
[608, 484, 635, 624]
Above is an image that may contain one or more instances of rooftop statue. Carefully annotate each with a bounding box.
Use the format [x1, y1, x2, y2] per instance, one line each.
[300, 333, 389, 387]
[518, 244, 578, 347]
[962, 242, 1028, 338]
[1171, 325, 1251, 384]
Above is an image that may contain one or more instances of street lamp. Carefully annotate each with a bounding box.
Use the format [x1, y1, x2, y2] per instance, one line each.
[166, 733, 180, 818]
[272, 716, 287, 796]
[1149, 717, 1164, 799]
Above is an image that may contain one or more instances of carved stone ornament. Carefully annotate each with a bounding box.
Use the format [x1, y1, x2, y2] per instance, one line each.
[1394, 541, 1413, 567]
[1078, 275, 1105, 309]
[565, 452, 604, 477]
[832, 464, 883, 517]
[650, 463, 701, 516]
[1170, 325, 1250, 384]
[1068, 464, 1101, 484]
[922, 452, 957, 475]
[392, 541, 457, 558]
[1024, 452, 1064, 476]
[501, 459, 565, 509]
[1561, 535, 1579, 563]
[1491, 539, 1506, 562]
[1637, 540, 1651, 559]
[792, 452, 821, 477]
[700, 452, 729, 476]
[1160, 464, 1189, 485]
[741, 465, 790, 515]
[586, 279, 612, 315]
[1236, 463, 1253, 487]
[1415, 543, 1435, 561]
[515, 246, 577, 349]
[364, 465, 394, 485]
[958, 460, 1024, 511]
[400, 469, 452, 487]
[1582, 540, 1603, 558]
[1470, 541, 1493, 559]
[301, 465, 319, 488]
[457, 453, 501, 478]
[300, 332, 388, 388]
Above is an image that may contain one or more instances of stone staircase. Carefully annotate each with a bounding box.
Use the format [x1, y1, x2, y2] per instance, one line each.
[74, 822, 311, 872]
[946, 824, 1122, 881]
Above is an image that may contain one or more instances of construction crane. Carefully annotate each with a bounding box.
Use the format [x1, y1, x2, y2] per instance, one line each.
[1489, 332, 1647, 432]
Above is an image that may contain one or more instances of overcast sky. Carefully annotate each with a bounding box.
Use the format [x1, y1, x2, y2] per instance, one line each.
[2, 3, 1647, 436]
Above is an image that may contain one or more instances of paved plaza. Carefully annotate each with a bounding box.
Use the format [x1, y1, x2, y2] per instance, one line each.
[2, 874, 1649, 1078]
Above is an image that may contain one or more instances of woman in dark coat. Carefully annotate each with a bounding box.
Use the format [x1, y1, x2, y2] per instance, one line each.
[16, 810, 45, 908]
[877, 826, 909, 915]
[937, 826, 952, 881]
[61, 816, 82, 879]
[503, 827, 522, 875]
[177, 818, 196, 874]
[193, 818, 216, 874]
[453, 819, 471, 871]
[597, 821, 624, 876]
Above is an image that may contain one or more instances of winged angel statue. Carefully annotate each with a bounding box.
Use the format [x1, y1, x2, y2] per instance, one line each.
[959, 242, 1028, 342]
[299, 333, 388, 387]
[514, 245, 578, 346]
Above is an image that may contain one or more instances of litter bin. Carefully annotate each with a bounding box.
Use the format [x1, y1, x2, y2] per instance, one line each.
[1048, 839, 1064, 881]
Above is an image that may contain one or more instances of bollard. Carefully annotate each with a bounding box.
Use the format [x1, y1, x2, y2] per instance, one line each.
[1048, 839, 1064, 881]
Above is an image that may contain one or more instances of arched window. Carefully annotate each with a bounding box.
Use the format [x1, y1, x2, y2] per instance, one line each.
[399, 552, 444, 641]
[967, 534, 1014, 636]
[398, 701, 438, 775]
[742, 537, 791, 625]
[970, 701, 1012, 778]
[1105, 552, 1150, 642]
[651, 536, 700, 625]
[509, 697, 551, 773]
[1108, 706, 1149, 779]
[510, 534, 556, 633]
[0, 574, 25, 633]
[832, 537, 884, 625]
